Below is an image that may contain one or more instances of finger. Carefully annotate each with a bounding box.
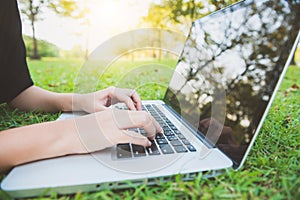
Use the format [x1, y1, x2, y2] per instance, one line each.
[142, 114, 163, 139]
[124, 96, 137, 111]
[111, 110, 162, 136]
[112, 88, 137, 111]
[130, 91, 142, 111]
[121, 130, 152, 147]
[127, 111, 163, 138]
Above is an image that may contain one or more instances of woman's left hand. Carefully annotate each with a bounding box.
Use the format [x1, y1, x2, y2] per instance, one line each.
[74, 86, 142, 113]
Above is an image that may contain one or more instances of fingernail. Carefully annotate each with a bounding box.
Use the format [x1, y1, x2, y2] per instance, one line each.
[147, 141, 152, 146]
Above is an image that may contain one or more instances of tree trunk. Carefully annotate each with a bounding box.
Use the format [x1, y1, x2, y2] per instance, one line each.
[30, 13, 40, 59]
[190, 0, 196, 20]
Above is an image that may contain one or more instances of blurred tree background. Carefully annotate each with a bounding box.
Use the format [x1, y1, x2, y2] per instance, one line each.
[20, 0, 299, 64]
[23, 35, 60, 58]
[142, 0, 298, 64]
[19, 0, 86, 60]
[141, 0, 240, 60]
[142, 0, 239, 32]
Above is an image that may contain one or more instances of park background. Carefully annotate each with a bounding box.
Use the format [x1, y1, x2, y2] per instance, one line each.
[1, 0, 300, 199]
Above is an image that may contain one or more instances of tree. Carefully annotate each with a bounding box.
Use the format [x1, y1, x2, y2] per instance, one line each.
[18, 0, 85, 59]
[143, 0, 239, 32]
[23, 35, 60, 58]
[142, 0, 239, 60]
[141, 4, 172, 60]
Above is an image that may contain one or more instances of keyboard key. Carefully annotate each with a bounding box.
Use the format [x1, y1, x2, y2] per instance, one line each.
[132, 144, 146, 157]
[139, 129, 146, 136]
[155, 133, 165, 139]
[117, 144, 132, 158]
[160, 144, 174, 154]
[146, 141, 160, 155]
[164, 130, 174, 136]
[177, 134, 186, 140]
[158, 122, 165, 126]
[163, 127, 172, 132]
[167, 123, 173, 127]
[187, 145, 197, 152]
[157, 119, 164, 123]
[174, 145, 188, 153]
[181, 139, 191, 145]
[170, 140, 182, 146]
[156, 138, 168, 145]
[152, 113, 159, 117]
[166, 135, 178, 141]
[162, 125, 169, 130]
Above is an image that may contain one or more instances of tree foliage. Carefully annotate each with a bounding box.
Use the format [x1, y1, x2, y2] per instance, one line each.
[142, 0, 240, 59]
[23, 35, 60, 58]
[143, 0, 239, 31]
[48, 0, 86, 18]
[18, 0, 85, 59]
[143, 0, 299, 65]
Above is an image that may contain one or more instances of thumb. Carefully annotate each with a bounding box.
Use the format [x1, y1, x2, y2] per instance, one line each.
[122, 130, 152, 147]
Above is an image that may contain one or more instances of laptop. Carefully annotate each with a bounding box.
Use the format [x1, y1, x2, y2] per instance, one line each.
[1, 0, 300, 198]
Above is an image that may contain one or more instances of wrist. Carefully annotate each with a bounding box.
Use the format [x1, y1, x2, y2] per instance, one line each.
[52, 119, 87, 155]
[71, 93, 85, 112]
[54, 93, 84, 112]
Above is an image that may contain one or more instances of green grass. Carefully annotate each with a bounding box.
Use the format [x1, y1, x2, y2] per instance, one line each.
[0, 57, 299, 199]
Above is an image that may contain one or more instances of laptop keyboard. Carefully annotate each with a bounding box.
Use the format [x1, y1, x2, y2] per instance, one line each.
[116, 104, 196, 159]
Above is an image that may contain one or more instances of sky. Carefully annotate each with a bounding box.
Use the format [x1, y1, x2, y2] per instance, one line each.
[21, 0, 153, 51]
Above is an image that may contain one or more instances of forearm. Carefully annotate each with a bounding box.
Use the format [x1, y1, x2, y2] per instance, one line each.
[0, 109, 162, 173]
[0, 118, 86, 172]
[9, 86, 84, 112]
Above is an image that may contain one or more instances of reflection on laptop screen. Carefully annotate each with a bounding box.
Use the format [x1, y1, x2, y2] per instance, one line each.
[164, 0, 300, 167]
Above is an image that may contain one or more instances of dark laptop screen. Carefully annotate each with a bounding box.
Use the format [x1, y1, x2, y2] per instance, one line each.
[164, 0, 300, 168]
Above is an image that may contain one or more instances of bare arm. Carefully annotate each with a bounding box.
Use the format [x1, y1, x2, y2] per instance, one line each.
[8, 86, 73, 112]
[0, 110, 162, 172]
[1, 86, 161, 172]
[0, 118, 84, 172]
[8, 86, 142, 113]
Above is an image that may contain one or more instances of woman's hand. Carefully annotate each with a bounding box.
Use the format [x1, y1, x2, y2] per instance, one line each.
[0, 108, 163, 171]
[8, 86, 141, 114]
[75, 109, 163, 152]
[74, 86, 142, 113]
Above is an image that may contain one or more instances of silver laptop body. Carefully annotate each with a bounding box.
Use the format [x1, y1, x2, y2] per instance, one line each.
[1, 0, 300, 198]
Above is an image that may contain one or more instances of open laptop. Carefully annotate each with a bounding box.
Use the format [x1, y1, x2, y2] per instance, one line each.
[1, 0, 300, 198]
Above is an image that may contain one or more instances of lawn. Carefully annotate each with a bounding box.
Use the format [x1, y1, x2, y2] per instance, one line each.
[0, 57, 299, 200]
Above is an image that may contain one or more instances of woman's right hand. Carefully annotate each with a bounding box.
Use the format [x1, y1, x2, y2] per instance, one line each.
[74, 109, 163, 152]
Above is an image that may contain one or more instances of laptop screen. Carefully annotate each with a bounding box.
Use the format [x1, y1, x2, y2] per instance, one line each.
[164, 0, 300, 168]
